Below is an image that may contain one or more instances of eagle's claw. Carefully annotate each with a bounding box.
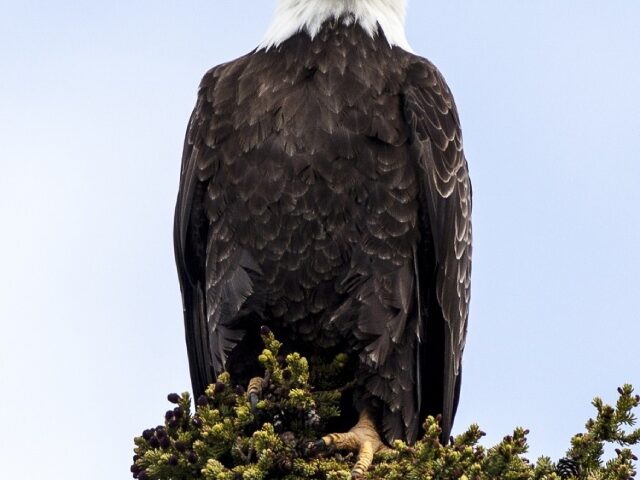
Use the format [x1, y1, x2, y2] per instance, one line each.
[246, 377, 264, 414]
[309, 410, 388, 477]
[304, 438, 330, 457]
[249, 393, 259, 412]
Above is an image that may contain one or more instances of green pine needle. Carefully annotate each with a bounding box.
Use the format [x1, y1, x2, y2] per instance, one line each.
[132, 332, 639, 480]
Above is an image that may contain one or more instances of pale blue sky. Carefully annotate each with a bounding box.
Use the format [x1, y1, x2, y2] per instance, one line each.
[1, 1, 639, 478]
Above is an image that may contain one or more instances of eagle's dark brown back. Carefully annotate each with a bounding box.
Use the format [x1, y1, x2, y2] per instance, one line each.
[175, 21, 471, 443]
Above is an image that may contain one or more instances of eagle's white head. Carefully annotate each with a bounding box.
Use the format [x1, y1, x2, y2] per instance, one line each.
[258, 0, 411, 52]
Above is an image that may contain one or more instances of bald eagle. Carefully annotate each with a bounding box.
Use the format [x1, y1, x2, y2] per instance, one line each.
[174, 0, 471, 471]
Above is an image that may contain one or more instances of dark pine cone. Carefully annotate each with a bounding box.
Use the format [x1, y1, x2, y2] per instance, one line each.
[557, 457, 580, 479]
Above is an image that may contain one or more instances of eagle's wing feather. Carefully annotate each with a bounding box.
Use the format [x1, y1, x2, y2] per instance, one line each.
[403, 58, 472, 441]
[174, 68, 221, 398]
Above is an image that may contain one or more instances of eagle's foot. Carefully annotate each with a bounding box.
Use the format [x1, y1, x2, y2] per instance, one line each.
[310, 410, 388, 479]
[246, 376, 264, 412]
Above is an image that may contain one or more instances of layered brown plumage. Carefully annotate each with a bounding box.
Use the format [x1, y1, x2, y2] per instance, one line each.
[174, 21, 471, 444]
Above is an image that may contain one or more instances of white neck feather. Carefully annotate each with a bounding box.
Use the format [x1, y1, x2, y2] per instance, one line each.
[258, 0, 412, 52]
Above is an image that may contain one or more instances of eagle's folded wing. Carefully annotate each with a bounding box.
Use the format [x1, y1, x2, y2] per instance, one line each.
[404, 57, 472, 441]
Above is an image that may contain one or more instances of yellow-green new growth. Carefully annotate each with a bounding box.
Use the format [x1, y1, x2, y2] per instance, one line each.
[132, 333, 639, 480]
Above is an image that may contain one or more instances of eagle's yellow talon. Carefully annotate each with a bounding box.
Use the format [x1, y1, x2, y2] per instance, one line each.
[318, 410, 387, 477]
[246, 377, 264, 411]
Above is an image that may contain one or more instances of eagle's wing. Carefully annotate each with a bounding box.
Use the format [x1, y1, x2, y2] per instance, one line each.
[174, 68, 221, 398]
[403, 58, 472, 441]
